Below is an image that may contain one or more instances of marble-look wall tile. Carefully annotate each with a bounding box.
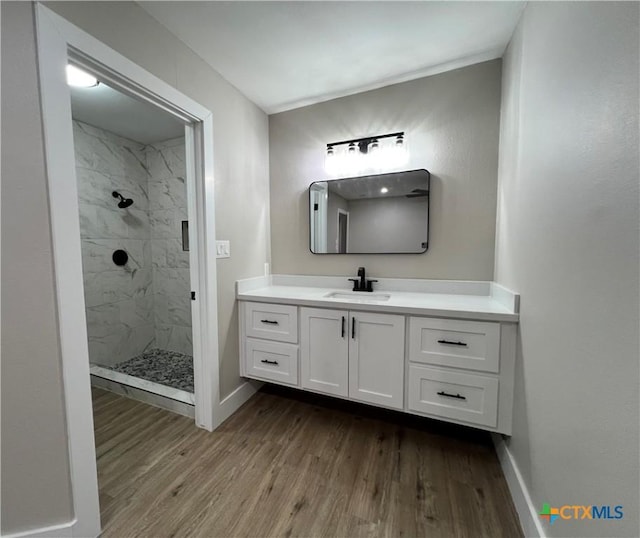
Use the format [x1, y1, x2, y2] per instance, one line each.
[151, 239, 167, 268]
[148, 176, 187, 210]
[149, 207, 188, 239]
[146, 138, 186, 182]
[154, 268, 191, 295]
[83, 273, 103, 308]
[74, 121, 155, 366]
[146, 137, 192, 356]
[155, 324, 192, 357]
[75, 122, 192, 362]
[119, 296, 154, 327]
[73, 121, 150, 181]
[76, 168, 150, 210]
[154, 292, 192, 327]
[166, 239, 190, 268]
[81, 238, 146, 274]
[101, 267, 153, 303]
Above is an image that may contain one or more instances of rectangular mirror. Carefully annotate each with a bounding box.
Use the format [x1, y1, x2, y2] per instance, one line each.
[309, 169, 430, 254]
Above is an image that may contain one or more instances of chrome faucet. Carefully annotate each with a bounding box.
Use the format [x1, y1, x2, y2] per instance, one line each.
[349, 267, 378, 292]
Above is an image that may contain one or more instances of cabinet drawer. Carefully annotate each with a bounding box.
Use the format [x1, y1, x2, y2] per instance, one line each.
[245, 338, 298, 386]
[245, 302, 298, 343]
[408, 365, 498, 428]
[409, 317, 500, 373]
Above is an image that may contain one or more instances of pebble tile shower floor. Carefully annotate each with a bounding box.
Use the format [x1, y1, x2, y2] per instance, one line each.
[107, 348, 194, 392]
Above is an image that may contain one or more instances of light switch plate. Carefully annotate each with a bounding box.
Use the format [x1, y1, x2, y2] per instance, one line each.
[216, 240, 230, 259]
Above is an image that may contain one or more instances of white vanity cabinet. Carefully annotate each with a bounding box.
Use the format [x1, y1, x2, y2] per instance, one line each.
[406, 316, 515, 432]
[299, 308, 404, 409]
[240, 302, 299, 386]
[237, 277, 518, 435]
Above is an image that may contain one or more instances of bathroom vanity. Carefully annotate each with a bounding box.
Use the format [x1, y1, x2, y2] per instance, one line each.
[237, 275, 519, 435]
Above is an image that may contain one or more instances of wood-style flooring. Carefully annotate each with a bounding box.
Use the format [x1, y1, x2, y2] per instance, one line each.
[92, 385, 523, 538]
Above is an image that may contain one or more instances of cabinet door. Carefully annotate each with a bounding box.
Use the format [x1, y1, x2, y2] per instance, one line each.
[300, 307, 349, 397]
[349, 312, 405, 409]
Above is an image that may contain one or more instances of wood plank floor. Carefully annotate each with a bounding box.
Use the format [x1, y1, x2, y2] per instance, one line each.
[92, 386, 522, 538]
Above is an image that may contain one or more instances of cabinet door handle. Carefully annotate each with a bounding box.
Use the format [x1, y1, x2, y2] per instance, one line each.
[437, 391, 466, 400]
[437, 339, 467, 347]
[260, 319, 279, 325]
[260, 359, 279, 365]
[341, 316, 345, 338]
[351, 317, 356, 339]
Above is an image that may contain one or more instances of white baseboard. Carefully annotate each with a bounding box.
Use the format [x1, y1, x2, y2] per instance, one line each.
[2, 520, 75, 538]
[492, 434, 546, 538]
[216, 380, 262, 426]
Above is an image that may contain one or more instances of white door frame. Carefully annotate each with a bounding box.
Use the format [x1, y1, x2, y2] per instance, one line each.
[34, 5, 221, 536]
[336, 208, 349, 253]
[309, 183, 328, 252]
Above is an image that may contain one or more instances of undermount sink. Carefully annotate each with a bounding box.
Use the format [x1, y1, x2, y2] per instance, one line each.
[325, 291, 391, 303]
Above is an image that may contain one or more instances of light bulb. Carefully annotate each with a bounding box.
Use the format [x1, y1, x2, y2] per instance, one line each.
[66, 65, 98, 88]
[380, 187, 388, 194]
[366, 139, 383, 170]
[386, 136, 409, 169]
[325, 146, 340, 176]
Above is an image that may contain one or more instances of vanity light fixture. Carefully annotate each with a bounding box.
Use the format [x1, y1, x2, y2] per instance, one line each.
[324, 131, 408, 176]
[66, 64, 99, 88]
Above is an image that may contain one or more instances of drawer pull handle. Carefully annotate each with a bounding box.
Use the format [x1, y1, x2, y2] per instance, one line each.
[260, 319, 279, 325]
[437, 391, 466, 400]
[437, 339, 467, 347]
[260, 359, 279, 365]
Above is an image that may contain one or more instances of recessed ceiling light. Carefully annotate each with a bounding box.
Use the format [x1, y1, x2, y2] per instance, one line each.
[380, 187, 389, 194]
[66, 64, 98, 88]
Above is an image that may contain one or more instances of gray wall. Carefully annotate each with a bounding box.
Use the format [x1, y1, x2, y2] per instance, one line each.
[348, 196, 427, 253]
[495, 3, 639, 537]
[1, 2, 74, 532]
[269, 60, 501, 279]
[2, 1, 269, 535]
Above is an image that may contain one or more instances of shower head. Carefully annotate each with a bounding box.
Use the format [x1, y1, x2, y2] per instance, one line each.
[112, 191, 134, 209]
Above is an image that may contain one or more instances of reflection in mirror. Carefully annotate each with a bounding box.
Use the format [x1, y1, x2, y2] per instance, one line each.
[309, 169, 430, 254]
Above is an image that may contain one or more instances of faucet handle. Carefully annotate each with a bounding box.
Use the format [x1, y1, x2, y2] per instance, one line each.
[348, 278, 360, 291]
[366, 279, 378, 292]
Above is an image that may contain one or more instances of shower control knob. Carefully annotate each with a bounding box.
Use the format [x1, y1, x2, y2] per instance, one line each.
[112, 249, 128, 266]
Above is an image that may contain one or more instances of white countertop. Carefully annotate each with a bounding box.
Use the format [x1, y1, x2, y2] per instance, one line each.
[236, 276, 519, 322]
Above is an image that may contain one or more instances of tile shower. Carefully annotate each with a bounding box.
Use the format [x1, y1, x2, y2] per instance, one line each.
[73, 120, 194, 404]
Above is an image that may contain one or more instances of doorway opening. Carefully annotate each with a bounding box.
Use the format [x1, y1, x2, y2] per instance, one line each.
[337, 209, 349, 254]
[36, 5, 222, 534]
[70, 75, 196, 415]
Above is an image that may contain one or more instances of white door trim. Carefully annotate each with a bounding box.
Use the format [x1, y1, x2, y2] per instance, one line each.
[34, 4, 220, 536]
[336, 208, 349, 253]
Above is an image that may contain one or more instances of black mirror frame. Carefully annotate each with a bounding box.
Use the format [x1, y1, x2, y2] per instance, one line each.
[308, 168, 430, 255]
